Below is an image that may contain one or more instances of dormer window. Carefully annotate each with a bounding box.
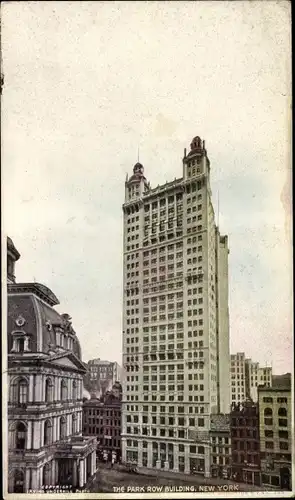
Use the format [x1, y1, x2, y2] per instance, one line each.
[11, 330, 30, 353]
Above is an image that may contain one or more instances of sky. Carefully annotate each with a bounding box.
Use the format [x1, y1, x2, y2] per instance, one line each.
[2, 1, 292, 374]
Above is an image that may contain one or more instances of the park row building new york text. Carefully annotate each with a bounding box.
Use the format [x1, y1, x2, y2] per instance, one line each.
[121, 136, 230, 476]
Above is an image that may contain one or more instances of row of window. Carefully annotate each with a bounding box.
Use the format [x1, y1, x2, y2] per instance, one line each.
[263, 397, 288, 404]
[141, 372, 204, 381]
[140, 383, 204, 391]
[126, 393, 206, 403]
[144, 195, 183, 212]
[265, 441, 289, 450]
[232, 441, 259, 451]
[85, 408, 120, 417]
[10, 415, 79, 450]
[126, 415, 204, 426]
[126, 426, 204, 438]
[264, 407, 287, 417]
[10, 377, 80, 404]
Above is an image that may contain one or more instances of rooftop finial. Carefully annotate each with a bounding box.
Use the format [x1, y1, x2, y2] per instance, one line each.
[137, 146, 139, 163]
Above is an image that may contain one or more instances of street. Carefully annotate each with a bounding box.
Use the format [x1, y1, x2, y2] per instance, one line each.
[87, 463, 271, 494]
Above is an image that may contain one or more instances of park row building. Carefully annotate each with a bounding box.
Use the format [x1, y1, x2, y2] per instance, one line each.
[121, 135, 230, 475]
[6, 237, 97, 494]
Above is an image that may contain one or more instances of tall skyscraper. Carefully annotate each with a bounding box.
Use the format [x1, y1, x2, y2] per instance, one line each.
[121, 136, 230, 476]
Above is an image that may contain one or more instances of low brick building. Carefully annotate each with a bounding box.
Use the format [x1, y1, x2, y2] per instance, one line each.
[230, 401, 260, 486]
[83, 383, 122, 463]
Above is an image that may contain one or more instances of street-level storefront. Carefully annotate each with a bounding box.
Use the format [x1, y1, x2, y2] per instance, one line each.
[242, 467, 261, 486]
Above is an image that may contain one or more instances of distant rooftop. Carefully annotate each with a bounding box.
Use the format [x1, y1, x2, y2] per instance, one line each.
[271, 373, 291, 389]
[8, 282, 60, 306]
[88, 358, 114, 365]
[210, 414, 230, 432]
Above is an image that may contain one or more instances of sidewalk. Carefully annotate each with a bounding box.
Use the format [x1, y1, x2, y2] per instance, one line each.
[136, 466, 267, 491]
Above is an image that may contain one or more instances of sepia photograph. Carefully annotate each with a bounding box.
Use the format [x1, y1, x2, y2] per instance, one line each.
[1, 1, 293, 498]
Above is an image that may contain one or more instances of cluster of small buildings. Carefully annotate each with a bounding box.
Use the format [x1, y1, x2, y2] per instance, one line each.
[208, 374, 292, 489]
[230, 352, 272, 404]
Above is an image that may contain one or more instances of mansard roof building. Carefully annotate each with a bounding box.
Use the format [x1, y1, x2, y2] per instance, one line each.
[6, 237, 97, 494]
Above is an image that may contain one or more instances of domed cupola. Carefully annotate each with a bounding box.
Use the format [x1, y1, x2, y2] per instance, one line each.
[133, 162, 144, 175]
[125, 160, 150, 203]
[187, 136, 206, 156]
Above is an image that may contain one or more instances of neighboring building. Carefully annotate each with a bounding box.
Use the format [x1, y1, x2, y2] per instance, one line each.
[6, 237, 97, 494]
[121, 136, 230, 475]
[246, 361, 272, 402]
[258, 374, 292, 490]
[231, 353, 272, 404]
[230, 401, 260, 486]
[209, 414, 231, 479]
[83, 383, 122, 463]
[84, 359, 122, 398]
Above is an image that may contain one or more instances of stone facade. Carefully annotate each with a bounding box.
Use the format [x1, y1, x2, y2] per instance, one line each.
[121, 136, 230, 476]
[258, 377, 292, 490]
[6, 237, 97, 494]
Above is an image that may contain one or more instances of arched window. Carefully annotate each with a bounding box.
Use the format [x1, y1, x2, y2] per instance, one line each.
[44, 420, 52, 446]
[45, 379, 53, 402]
[60, 416, 67, 440]
[73, 381, 77, 400]
[42, 463, 51, 487]
[61, 380, 68, 401]
[264, 408, 273, 416]
[18, 379, 28, 404]
[16, 422, 27, 450]
[13, 469, 25, 493]
[278, 407, 287, 417]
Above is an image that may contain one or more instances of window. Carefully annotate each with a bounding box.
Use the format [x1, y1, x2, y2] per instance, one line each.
[60, 416, 67, 440]
[18, 379, 28, 404]
[264, 408, 272, 416]
[16, 422, 26, 450]
[278, 418, 288, 427]
[279, 430, 288, 439]
[45, 378, 53, 403]
[18, 338, 25, 352]
[43, 463, 51, 487]
[279, 441, 288, 450]
[265, 430, 273, 438]
[265, 441, 274, 449]
[44, 420, 52, 445]
[72, 381, 77, 400]
[61, 380, 68, 401]
[278, 407, 287, 417]
[72, 414, 77, 434]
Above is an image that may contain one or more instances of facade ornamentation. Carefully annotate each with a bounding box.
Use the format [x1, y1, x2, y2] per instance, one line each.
[6, 237, 97, 494]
